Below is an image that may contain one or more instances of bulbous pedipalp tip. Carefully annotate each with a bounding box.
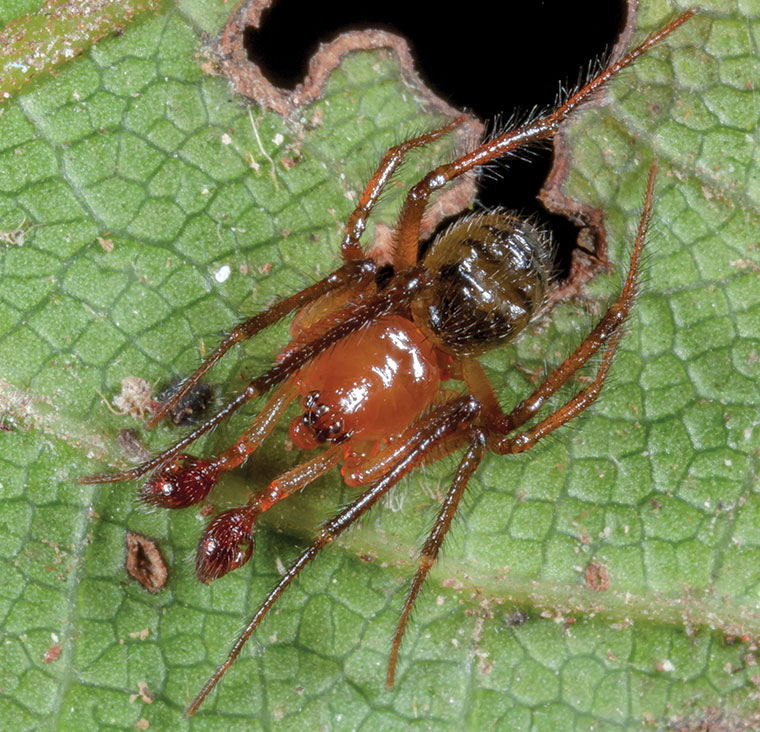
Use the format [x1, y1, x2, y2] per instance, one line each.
[140, 454, 218, 509]
[196, 506, 256, 583]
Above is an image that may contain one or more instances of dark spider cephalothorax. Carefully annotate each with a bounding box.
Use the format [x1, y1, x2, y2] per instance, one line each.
[81, 8, 696, 716]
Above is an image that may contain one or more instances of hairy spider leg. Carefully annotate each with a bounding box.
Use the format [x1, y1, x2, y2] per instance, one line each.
[456, 161, 655, 447]
[80, 268, 431, 485]
[386, 428, 486, 688]
[489, 161, 656, 455]
[151, 115, 467, 428]
[340, 390, 467, 487]
[137, 378, 299, 509]
[392, 8, 695, 269]
[340, 114, 468, 260]
[195, 442, 344, 582]
[383, 161, 656, 687]
[147, 260, 376, 429]
[185, 395, 480, 717]
[197, 389, 468, 582]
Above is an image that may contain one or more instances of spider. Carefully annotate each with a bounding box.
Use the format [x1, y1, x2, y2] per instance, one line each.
[81, 8, 696, 716]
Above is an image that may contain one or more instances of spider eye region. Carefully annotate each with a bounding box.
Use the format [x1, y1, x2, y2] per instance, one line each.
[289, 315, 441, 450]
[412, 211, 553, 357]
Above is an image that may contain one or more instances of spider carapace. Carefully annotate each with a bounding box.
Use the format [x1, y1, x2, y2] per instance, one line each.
[80, 8, 696, 716]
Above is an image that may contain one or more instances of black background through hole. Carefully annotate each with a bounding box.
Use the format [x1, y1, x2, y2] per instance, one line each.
[244, 0, 626, 277]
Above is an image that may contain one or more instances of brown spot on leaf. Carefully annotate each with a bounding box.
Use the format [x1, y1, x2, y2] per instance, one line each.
[199, 503, 216, 518]
[97, 235, 114, 252]
[585, 561, 611, 591]
[43, 643, 62, 663]
[125, 532, 167, 593]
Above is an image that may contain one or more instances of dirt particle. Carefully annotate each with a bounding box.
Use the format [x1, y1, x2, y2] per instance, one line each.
[130, 681, 155, 705]
[99, 377, 160, 420]
[0, 217, 34, 247]
[97, 236, 114, 252]
[505, 610, 529, 627]
[43, 644, 62, 663]
[585, 561, 611, 591]
[137, 681, 154, 704]
[125, 532, 167, 593]
[117, 429, 151, 462]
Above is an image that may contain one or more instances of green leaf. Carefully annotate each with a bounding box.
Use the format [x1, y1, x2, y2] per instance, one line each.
[0, 0, 163, 100]
[1, 1, 759, 730]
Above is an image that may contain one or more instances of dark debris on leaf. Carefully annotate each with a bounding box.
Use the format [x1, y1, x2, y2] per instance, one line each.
[160, 379, 213, 426]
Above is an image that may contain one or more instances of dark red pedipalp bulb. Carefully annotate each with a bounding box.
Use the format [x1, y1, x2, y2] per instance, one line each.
[139, 454, 219, 508]
[196, 506, 256, 583]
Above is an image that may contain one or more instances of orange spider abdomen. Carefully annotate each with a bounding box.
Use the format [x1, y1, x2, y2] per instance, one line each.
[289, 314, 441, 450]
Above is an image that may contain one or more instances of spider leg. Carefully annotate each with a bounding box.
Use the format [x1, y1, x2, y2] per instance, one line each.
[342, 392, 466, 487]
[392, 8, 695, 269]
[245, 443, 343, 515]
[383, 164, 654, 682]
[489, 162, 656, 453]
[136, 378, 299, 508]
[194, 442, 344, 583]
[146, 259, 376, 429]
[386, 428, 486, 688]
[340, 114, 468, 261]
[185, 395, 480, 717]
[80, 266, 432, 485]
